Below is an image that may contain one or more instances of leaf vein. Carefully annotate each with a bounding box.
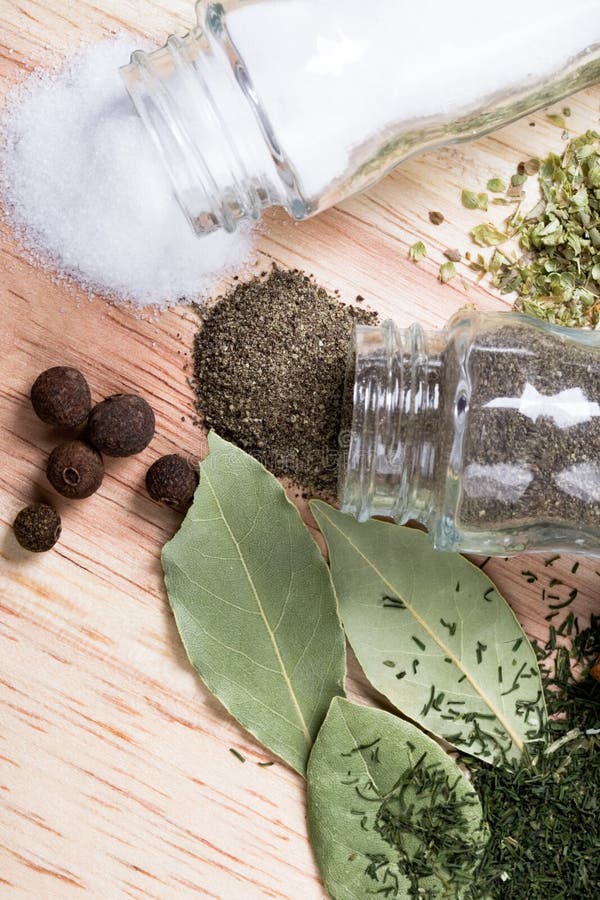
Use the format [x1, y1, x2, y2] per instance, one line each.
[204, 469, 312, 747]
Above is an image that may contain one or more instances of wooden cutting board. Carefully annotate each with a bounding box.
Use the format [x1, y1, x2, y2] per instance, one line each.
[1, 3, 598, 897]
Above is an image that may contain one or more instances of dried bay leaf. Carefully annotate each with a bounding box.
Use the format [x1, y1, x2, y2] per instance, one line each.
[311, 503, 546, 765]
[162, 433, 345, 775]
[307, 698, 488, 900]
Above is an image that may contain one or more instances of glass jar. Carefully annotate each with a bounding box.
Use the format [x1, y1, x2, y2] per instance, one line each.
[340, 312, 600, 557]
[122, 0, 600, 236]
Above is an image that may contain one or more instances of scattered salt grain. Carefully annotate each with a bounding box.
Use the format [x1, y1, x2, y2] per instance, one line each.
[0, 37, 255, 307]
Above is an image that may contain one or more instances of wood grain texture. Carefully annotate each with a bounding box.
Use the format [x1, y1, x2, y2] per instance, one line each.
[0, 3, 599, 897]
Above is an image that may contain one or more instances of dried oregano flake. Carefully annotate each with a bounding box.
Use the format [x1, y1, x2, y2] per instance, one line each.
[494, 131, 600, 327]
[546, 112, 568, 129]
[439, 260, 457, 283]
[462, 189, 489, 211]
[409, 240, 427, 262]
[470, 223, 509, 247]
[487, 177, 507, 193]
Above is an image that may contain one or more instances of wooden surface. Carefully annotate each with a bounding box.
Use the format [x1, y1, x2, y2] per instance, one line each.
[1, 3, 599, 898]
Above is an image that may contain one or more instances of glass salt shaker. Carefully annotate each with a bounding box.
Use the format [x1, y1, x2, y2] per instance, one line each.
[122, 0, 600, 236]
[340, 312, 600, 557]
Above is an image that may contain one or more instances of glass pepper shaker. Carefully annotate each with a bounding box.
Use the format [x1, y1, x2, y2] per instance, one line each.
[340, 312, 600, 557]
[122, 0, 600, 236]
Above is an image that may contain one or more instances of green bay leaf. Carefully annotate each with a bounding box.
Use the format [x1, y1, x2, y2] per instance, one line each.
[307, 697, 488, 900]
[162, 433, 345, 775]
[311, 503, 546, 766]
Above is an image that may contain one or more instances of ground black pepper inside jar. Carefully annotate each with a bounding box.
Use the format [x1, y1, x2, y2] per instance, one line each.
[341, 312, 600, 556]
[459, 323, 600, 531]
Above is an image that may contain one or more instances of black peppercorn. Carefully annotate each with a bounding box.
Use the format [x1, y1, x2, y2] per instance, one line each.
[87, 394, 155, 457]
[31, 366, 92, 429]
[46, 440, 104, 499]
[13, 503, 62, 552]
[146, 454, 199, 510]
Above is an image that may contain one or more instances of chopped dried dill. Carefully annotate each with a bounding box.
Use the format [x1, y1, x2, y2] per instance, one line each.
[466, 615, 600, 898]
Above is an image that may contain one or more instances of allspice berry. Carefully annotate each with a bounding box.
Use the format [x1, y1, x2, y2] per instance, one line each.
[46, 441, 104, 499]
[13, 503, 62, 552]
[87, 394, 155, 457]
[146, 454, 199, 510]
[31, 366, 91, 429]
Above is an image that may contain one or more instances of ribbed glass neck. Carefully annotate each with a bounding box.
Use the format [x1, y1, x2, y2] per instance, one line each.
[340, 321, 445, 525]
[121, 9, 307, 234]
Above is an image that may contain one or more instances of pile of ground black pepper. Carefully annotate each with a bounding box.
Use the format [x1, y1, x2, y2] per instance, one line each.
[193, 268, 377, 494]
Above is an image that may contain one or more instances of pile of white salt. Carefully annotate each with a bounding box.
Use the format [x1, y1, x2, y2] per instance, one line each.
[0, 37, 254, 308]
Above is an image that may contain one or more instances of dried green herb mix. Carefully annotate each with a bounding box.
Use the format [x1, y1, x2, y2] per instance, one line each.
[477, 132, 600, 327]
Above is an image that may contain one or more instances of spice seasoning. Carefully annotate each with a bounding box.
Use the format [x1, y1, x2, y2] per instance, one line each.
[466, 616, 600, 898]
[497, 132, 600, 326]
[459, 322, 600, 529]
[462, 191, 488, 211]
[443, 248, 462, 263]
[457, 132, 600, 327]
[13, 503, 62, 552]
[46, 440, 104, 500]
[31, 366, 91, 429]
[0, 39, 254, 306]
[343, 312, 600, 554]
[87, 394, 155, 457]
[146, 454, 199, 511]
[193, 268, 376, 494]
[429, 210, 445, 225]
[409, 240, 427, 262]
[439, 260, 456, 283]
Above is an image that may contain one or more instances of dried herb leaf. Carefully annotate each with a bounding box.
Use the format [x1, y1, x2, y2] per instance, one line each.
[546, 113, 567, 129]
[462, 190, 488, 211]
[510, 173, 528, 187]
[439, 261, 457, 284]
[470, 223, 509, 247]
[408, 240, 427, 262]
[444, 248, 462, 263]
[307, 698, 488, 900]
[524, 158, 540, 176]
[311, 503, 546, 765]
[486, 178, 507, 193]
[162, 433, 345, 775]
[493, 131, 600, 327]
